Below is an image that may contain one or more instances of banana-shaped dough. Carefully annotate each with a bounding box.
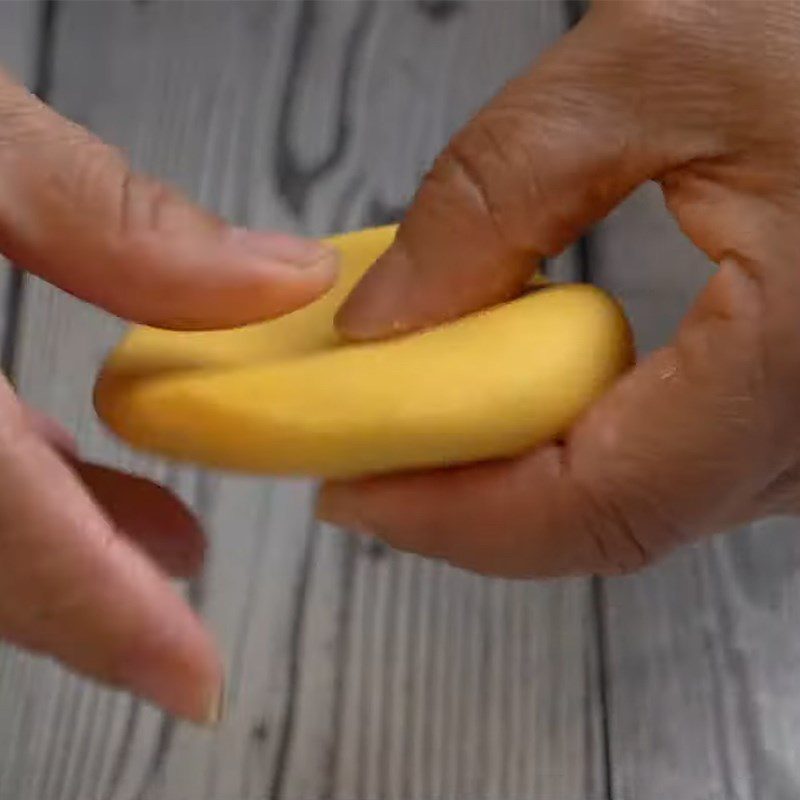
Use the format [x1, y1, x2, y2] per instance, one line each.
[94, 225, 632, 478]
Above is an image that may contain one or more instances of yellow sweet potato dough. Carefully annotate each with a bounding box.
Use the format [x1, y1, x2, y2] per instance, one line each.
[94, 225, 633, 478]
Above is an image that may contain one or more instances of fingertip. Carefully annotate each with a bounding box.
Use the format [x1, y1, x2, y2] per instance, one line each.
[228, 227, 342, 309]
[257, 243, 340, 318]
[146, 232, 341, 331]
[334, 232, 534, 342]
[204, 680, 226, 727]
[117, 611, 225, 726]
[334, 243, 419, 341]
[0, 409, 223, 725]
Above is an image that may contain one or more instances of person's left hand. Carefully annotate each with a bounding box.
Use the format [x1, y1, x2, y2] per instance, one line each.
[0, 68, 338, 723]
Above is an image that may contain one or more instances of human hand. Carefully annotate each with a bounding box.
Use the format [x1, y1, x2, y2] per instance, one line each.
[320, 1, 800, 577]
[0, 68, 337, 722]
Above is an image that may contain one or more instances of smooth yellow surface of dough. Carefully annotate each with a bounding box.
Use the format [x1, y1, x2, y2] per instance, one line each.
[94, 225, 633, 478]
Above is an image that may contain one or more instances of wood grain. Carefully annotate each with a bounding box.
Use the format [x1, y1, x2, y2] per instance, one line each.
[0, 1, 41, 84]
[11, 4, 799, 800]
[0, 3, 603, 799]
[0, 0, 44, 370]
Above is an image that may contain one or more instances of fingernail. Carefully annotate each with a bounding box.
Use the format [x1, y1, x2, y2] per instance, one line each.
[230, 228, 338, 271]
[204, 681, 226, 727]
[334, 244, 416, 340]
[120, 656, 224, 726]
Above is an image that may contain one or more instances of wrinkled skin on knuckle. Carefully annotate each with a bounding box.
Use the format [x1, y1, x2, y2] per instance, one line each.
[603, 0, 720, 31]
[66, 137, 126, 215]
[589, 1, 800, 165]
[416, 128, 519, 254]
[442, 117, 527, 249]
[438, 461, 656, 579]
[559, 460, 670, 575]
[441, 89, 644, 257]
[397, 138, 537, 306]
[113, 166, 202, 247]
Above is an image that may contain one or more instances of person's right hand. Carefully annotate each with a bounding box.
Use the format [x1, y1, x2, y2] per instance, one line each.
[321, 1, 800, 577]
[0, 67, 337, 723]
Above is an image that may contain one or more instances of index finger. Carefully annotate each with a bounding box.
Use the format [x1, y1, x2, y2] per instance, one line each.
[0, 383, 221, 723]
[0, 69, 338, 330]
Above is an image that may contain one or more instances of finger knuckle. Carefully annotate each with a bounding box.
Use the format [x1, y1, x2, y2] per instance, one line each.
[436, 112, 576, 254]
[574, 481, 663, 575]
[619, 0, 709, 33]
[437, 85, 643, 256]
[114, 166, 180, 245]
[427, 125, 518, 245]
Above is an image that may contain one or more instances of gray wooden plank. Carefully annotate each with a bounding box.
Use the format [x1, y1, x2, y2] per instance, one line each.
[0, 0, 42, 365]
[0, 0, 41, 84]
[0, 1, 605, 799]
[595, 184, 800, 799]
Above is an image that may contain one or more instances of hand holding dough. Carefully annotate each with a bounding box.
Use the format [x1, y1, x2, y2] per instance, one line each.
[94, 225, 633, 479]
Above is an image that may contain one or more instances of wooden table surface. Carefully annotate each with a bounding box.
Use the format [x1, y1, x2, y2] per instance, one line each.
[1, 2, 800, 799]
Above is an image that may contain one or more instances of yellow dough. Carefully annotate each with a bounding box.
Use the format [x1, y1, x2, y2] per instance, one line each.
[94, 225, 633, 478]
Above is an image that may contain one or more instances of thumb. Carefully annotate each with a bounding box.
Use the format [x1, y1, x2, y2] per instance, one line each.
[335, 7, 693, 339]
[0, 70, 337, 330]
